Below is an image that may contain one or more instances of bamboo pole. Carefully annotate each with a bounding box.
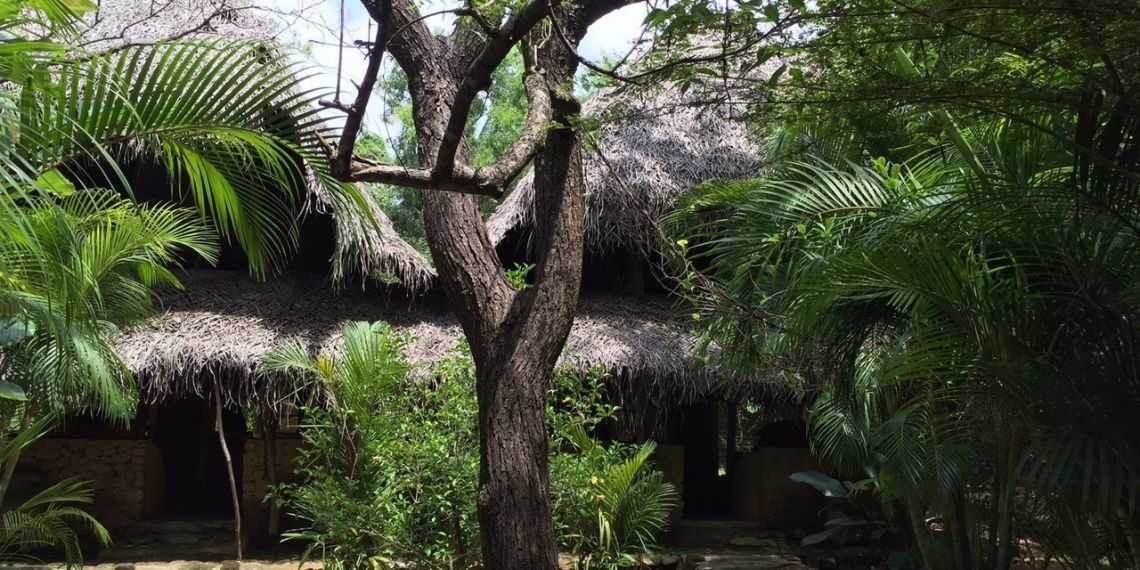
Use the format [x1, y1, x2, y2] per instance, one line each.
[213, 380, 243, 561]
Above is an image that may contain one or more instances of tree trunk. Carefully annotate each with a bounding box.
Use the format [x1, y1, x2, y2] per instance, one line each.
[406, 31, 586, 570]
[907, 498, 933, 570]
[374, 2, 624, 567]
[947, 489, 973, 570]
[992, 425, 1020, 570]
[214, 382, 243, 561]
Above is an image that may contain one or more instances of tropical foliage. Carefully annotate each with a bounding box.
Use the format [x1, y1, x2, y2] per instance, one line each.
[662, 1, 1140, 567]
[0, 419, 110, 566]
[549, 366, 678, 569]
[0, 190, 218, 421]
[264, 323, 479, 570]
[267, 324, 676, 569]
[1, 0, 351, 561]
[669, 96, 1140, 570]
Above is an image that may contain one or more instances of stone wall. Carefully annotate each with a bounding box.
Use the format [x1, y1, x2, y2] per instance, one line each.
[241, 436, 304, 540]
[18, 438, 163, 530]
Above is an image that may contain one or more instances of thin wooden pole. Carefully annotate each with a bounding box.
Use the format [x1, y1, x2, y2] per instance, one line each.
[214, 380, 243, 561]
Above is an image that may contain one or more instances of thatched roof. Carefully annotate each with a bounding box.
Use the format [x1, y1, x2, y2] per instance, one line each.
[80, 0, 276, 51]
[112, 271, 776, 407]
[486, 80, 765, 251]
[313, 184, 437, 291]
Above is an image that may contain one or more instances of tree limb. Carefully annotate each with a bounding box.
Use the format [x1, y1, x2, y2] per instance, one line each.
[344, 161, 504, 197]
[340, 39, 551, 197]
[431, 0, 550, 178]
[331, 0, 392, 178]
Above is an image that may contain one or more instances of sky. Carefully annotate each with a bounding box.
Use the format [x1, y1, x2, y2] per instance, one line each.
[258, 0, 650, 132]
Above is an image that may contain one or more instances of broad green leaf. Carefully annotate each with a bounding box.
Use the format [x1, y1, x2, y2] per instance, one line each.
[62, 0, 98, 12]
[789, 471, 849, 498]
[34, 168, 75, 197]
[0, 382, 28, 402]
[801, 526, 843, 546]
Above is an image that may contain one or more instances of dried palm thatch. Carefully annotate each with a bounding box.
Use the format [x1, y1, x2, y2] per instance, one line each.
[80, 0, 277, 51]
[486, 80, 765, 251]
[112, 271, 779, 408]
[311, 183, 437, 291]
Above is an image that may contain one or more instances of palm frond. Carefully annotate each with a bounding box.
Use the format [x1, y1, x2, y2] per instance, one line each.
[15, 40, 359, 277]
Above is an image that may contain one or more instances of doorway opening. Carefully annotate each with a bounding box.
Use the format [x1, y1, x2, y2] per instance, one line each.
[153, 397, 245, 517]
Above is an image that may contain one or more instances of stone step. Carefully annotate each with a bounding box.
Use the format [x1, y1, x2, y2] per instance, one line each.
[690, 553, 810, 570]
[140, 518, 236, 534]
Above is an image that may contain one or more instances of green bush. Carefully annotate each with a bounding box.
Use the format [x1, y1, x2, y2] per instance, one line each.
[268, 323, 676, 569]
[549, 369, 678, 569]
[266, 323, 479, 569]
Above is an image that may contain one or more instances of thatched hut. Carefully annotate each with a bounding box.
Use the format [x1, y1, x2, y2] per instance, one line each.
[20, 19, 818, 548]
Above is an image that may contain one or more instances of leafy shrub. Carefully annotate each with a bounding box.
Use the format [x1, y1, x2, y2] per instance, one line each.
[269, 323, 676, 569]
[266, 323, 479, 569]
[789, 471, 893, 547]
[549, 367, 678, 569]
[0, 420, 110, 567]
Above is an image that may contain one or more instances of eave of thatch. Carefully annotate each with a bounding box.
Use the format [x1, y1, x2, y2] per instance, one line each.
[112, 271, 777, 407]
[311, 183, 437, 292]
[486, 79, 766, 252]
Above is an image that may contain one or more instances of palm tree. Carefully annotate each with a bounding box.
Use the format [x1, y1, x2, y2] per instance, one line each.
[3, 0, 362, 277]
[0, 0, 362, 558]
[667, 116, 1140, 569]
[1, 0, 359, 419]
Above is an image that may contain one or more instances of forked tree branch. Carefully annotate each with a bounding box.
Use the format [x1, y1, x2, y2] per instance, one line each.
[431, 0, 550, 178]
[344, 56, 551, 197]
[332, 0, 638, 197]
[328, 0, 554, 197]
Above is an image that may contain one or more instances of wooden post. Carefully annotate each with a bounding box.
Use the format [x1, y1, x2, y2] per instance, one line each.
[726, 401, 739, 480]
[214, 379, 243, 560]
[259, 404, 281, 538]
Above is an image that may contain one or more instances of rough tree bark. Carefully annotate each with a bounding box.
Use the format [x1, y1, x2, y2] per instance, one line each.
[328, 1, 633, 567]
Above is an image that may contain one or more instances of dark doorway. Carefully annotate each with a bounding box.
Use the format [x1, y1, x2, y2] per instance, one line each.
[153, 397, 245, 517]
[681, 402, 731, 517]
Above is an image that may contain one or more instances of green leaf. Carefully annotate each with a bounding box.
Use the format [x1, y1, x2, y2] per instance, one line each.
[34, 169, 75, 197]
[0, 382, 28, 402]
[801, 526, 843, 546]
[789, 471, 850, 497]
[62, 0, 98, 12]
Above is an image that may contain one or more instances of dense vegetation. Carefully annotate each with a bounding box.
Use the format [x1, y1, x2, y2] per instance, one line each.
[2, 0, 1138, 568]
[263, 323, 676, 570]
[666, 1, 1140, 568]
[0, 0, 350, 563]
